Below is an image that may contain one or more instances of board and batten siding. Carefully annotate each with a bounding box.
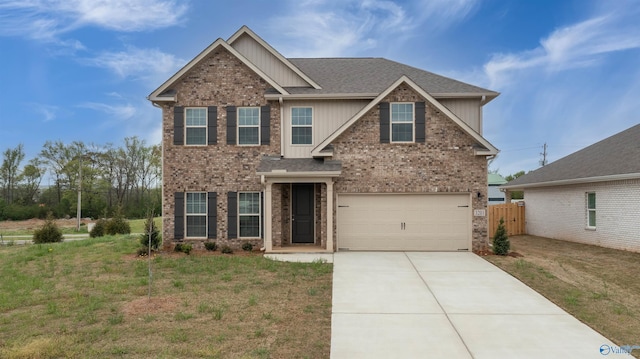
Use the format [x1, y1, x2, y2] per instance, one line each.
[231, 34, 309, 87]
[283, 100, 370, 158]
[439, 99, 482, 134]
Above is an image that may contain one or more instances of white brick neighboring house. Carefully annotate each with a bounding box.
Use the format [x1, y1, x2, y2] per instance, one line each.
[502, 124, 640, 252]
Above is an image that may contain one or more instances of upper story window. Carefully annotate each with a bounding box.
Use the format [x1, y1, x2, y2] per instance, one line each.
[291, 107, 313, 145]
[586, 192, 596, 228]
[238, 107, 260, 145]
[391, 103, 414, 142]
[186, 192, 207, 237]
[185, 108, 207, 145]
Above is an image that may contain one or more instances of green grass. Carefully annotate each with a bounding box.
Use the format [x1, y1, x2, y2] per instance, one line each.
[128, 217, 162, 233]
[0, 235, 332, 358]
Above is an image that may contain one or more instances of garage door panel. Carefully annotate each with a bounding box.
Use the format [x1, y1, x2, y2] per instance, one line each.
[338, 194, 471, 251]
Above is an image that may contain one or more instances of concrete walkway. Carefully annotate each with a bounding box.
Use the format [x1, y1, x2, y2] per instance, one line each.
[331, 252, 622, 359]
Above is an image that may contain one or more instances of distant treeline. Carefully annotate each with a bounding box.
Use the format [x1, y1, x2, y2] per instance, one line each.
[0, 137, 161, 220]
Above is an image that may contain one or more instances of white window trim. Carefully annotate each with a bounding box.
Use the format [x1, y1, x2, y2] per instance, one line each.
[390, 102, 415, 143]
[185, 192, 207, 238]
[291, 106, 313, 146]
[185, 107, 207, 146]
[586, 192, 596, 229]
[238, 191, 261, 238]
[237, 107, 260, 146]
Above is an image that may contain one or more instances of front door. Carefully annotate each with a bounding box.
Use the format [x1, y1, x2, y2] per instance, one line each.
[292, 184, 314, 243]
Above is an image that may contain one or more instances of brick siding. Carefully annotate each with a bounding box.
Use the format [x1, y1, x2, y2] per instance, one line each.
[331, 85, 489, 250]
[161, 47, 280, 250]
[524, 179, 640, 252]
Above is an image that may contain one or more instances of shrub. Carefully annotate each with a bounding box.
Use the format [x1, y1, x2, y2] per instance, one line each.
[493, 217, 510, 255]
[105, 207, 131, 235]
[241, 242, 253, 252]
[221, 245, 233, 254]
[204, 241, 217, 251]
[174, 243, 192, 255]
[137, 246, 149, 256]
[90, 218, 108, 238]
[33, 213, 63, 244]
[139, 213, 160, 250]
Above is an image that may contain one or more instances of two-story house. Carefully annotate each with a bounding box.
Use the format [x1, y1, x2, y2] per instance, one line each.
[148, 26, 499, 253]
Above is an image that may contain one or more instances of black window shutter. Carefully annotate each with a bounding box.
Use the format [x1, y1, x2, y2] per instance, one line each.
[415, 102, 426, 143]
[227, 192, 237, 239]
[174, 192, 184, 240]
[226, 106, 236, 145]
[379, 102, 390, 143]
[207, 106, 217, 145]
[174, 107, 184, 145]
[207, 192, 217, 239]
[260, 192, 264, 239]
[260, 105, 270, 145]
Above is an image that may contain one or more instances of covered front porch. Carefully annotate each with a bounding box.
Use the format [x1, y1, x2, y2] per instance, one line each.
[257, 157, 341, 253]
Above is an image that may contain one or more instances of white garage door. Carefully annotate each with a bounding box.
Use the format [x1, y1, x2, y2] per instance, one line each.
[337, 194, 471, 251]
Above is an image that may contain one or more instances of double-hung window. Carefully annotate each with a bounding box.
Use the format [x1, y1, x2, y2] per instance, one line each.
[391, 103, 414, 142]
[185, 108, 207, 145]
[238, 107, 260, 145]
[186, 192, 207, 237]
[291, 107, 313, 145]
[239, 192, 260, 237]
[586, 192, 596, 228]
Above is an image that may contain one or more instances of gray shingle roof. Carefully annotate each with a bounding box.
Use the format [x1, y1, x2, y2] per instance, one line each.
[287, 58, 497, 96]
[504, 124, 640, 188]
[257, 157, 342, 173]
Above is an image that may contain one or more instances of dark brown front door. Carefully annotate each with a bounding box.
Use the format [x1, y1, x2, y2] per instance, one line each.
[292, 184, 314, 243]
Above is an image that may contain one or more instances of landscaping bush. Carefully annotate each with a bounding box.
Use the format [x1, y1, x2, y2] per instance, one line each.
[90, 218, 108, 238]
[139, 212, 160, 250]
[242, 242, 253, 252]
[105, 207, 131, 235]
[33, 213, 63, 244]
[221, 245, 233, 254]
[204, 241, 217, 251]
[493, 217, 510, 255]
[174, 243, 192, 255]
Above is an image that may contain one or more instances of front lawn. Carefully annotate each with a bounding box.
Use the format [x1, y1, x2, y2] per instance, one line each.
[484, 235, 640, 358]
[0, 236, 332, 358]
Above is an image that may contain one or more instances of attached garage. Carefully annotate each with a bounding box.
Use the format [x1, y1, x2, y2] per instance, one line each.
[337, 193, 471, 251]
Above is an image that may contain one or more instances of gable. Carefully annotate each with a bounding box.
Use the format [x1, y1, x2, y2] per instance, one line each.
[148, 38, 288, 102]
[312, 76, 498, 157]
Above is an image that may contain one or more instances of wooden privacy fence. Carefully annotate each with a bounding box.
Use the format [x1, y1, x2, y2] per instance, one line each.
[488, 202, 526, 236]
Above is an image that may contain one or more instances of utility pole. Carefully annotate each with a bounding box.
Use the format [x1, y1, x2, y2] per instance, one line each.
[539, 143, 548, 167]
[77, 154, 82, 231]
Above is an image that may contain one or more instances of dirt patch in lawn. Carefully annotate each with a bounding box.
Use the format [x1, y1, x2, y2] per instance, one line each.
[123, 296, 179, 318]
[0, 218, 90, 230]
[484, 235, 640, 358]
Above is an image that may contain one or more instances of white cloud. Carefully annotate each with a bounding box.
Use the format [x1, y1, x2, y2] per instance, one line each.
[484, 5, 640, 89]
[27, 103, 61, 122]
[79, 102, 136, 119]
[0, 0, 187, 47]
[270, 0, 476, 57]
[84, 46, 185, 84]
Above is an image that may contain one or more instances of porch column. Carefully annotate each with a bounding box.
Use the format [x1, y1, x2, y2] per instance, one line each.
[264, 181, 273, 252]
[326, 179, 334, 252]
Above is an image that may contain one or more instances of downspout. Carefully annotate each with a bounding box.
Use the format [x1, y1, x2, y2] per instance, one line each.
[279, 96, 284, 157]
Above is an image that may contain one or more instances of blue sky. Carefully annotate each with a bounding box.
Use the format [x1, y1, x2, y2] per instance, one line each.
[1, 0, 639, 177]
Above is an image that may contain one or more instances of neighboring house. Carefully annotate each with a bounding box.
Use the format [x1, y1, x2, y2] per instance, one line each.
[488, 173, 507, 204]
[147, 26, 499, 253]
[502, 124, 640, 252]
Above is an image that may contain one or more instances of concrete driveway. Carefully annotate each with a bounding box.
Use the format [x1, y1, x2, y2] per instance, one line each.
[331, 252, 621, 359]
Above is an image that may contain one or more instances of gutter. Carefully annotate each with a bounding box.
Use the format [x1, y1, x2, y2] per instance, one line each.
[501, 172, 640, 190]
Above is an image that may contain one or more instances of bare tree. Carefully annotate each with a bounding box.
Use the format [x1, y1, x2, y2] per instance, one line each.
[1, 144, 25, 204]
